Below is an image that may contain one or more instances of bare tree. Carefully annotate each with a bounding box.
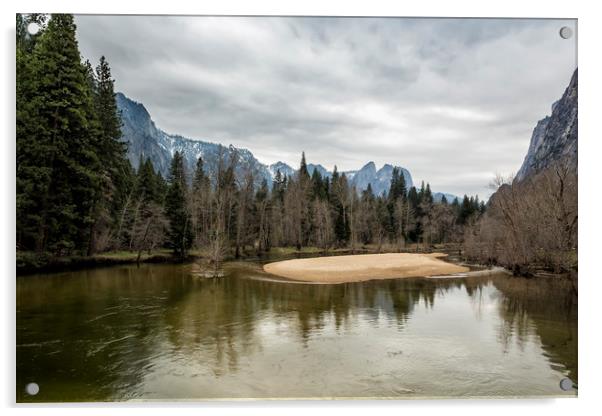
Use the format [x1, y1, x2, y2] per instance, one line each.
[312, 199, 334, 250]
[464, 160, 577, 276]
[131, 203, 167, 264]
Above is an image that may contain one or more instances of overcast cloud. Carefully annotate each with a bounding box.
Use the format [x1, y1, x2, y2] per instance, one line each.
[75, 15, 576, 198]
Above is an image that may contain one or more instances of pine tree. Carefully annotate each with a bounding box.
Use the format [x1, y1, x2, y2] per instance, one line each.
[16, 15, 44, 248]
[311, 169, 327, 200]
[406, 186, 421, 242]
[458, 195, 472, 225]
[255, 178, 271, 252]
[299, 151, 310, 181]
[17, 14, 102, 253]
[87, 55, 132, 253]
[424, 183, 433, 204]
[330, 167, 350, 244]
[136, 158, 160, 203]
[272, 169, 286, 203]
[165, 151, 192, 257]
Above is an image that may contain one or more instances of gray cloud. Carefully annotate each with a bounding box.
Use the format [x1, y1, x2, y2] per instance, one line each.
[75, 15, 576, 198]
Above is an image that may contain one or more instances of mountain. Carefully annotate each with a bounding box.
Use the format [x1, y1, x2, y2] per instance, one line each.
[307, 164, 330, 178]
[117, 92, 271, 184]
[117, 92, 457, 198]
[268, 161, 295, 179]
[265, 160, 413, 196]
[516, 69, 578, 181]
[433, 192, 459, 204]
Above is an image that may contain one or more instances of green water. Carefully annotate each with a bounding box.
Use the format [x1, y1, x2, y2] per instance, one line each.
[16, 261, 577, 401]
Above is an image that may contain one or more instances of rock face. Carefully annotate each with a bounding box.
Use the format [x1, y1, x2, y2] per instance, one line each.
[515, 69, 578, 181]
[117, 93, 271, 184]
[307, 164, 330, 179]
[352, 162, 413, 196]
[268, 161, 295, 179]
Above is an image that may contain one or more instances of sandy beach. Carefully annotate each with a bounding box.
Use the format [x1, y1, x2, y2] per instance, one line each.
[263, 252, 470, 283]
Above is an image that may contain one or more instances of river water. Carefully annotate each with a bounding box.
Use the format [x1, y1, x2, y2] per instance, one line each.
[16, 260, 577, 401]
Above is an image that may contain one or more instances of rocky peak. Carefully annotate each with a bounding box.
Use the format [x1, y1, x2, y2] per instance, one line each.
[516, 68, 577, 181]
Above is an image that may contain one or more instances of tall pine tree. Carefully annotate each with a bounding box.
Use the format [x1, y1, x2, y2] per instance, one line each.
[165, 151, 192, 257]
[17, 14, 102, 253]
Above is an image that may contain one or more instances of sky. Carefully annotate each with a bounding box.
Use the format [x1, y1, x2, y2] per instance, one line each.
[75, 15, 577, 198]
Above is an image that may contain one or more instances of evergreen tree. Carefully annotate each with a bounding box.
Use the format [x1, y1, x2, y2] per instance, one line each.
[272, 169, 286, 203]
[17, 14, 102, 253]
[458, 195, 472, 225]
[255, 178, 271, 252]
[192, 157, 210, 195]
[165, 151, 192, 257]
[311, 169, 328, 200]
[407, 186, 421, 241]
[299, 151, 310, 181]
[330, 168, 350, 244]
[87, 55, 132, 253]
[388, 167, 407, 200]
[136, 158, 161, 203]
[424, 183, 433, 204]
[418, 181, 426, 202]
[479, 200, 486, 215]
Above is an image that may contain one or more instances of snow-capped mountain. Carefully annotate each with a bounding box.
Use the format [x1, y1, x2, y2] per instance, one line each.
[117, 92, 455, 199]
[268, 161, 295, 179]
[264, 160, 413, 196]
[117, 92, 271, 185]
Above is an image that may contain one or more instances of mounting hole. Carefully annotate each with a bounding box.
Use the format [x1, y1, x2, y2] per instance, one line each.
[25, 382, 39, 395]
[26, 22, 40, 35]
[559, 378, 574, 391]
[559, 26, 573, 40]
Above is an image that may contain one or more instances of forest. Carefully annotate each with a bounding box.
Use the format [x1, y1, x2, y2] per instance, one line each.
[16, 14, 576, 280]
[16, 14, 486, 268]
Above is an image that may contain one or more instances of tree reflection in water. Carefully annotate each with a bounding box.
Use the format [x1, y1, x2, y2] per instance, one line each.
[16, 262, 577, 401]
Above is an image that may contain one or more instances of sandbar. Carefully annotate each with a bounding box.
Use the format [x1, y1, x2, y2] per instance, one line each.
[263, 253, 470, 283]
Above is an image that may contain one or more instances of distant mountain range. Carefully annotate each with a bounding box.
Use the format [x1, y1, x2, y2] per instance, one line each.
[516, 69, 577, 181]
[268, 160, 414, 197]
[116, 92, 457, 200]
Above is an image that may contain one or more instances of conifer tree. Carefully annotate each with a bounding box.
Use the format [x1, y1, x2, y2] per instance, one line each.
[299, 151, 310, 181]
[424, 183, 433, 204]
[87, 55, 132, 253]
[165, 151, 192, 257]
[18, 14, 102, 253]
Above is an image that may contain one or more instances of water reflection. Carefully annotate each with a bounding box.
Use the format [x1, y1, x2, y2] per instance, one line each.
[16, 262, 577, 401]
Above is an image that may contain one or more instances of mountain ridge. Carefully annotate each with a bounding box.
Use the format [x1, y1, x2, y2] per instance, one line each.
[117, 92, 455, 199]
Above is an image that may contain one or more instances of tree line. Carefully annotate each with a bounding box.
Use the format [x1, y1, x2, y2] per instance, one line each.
[16, 14, 486, 267]
[109, 148, 486, 268]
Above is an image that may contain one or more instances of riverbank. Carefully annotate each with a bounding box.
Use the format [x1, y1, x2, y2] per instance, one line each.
[15, 245, 415, 276]
[263, 252, 470, 283]
[16, 250, 184, 275]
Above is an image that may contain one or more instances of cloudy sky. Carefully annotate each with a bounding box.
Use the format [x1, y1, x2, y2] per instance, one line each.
[75, 16, 576, 198]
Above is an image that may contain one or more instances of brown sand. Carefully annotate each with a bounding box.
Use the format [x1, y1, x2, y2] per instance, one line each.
[263, 252, 470, 283]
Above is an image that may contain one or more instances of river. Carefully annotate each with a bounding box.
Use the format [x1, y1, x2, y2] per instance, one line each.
[16, 260, 577, 401]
